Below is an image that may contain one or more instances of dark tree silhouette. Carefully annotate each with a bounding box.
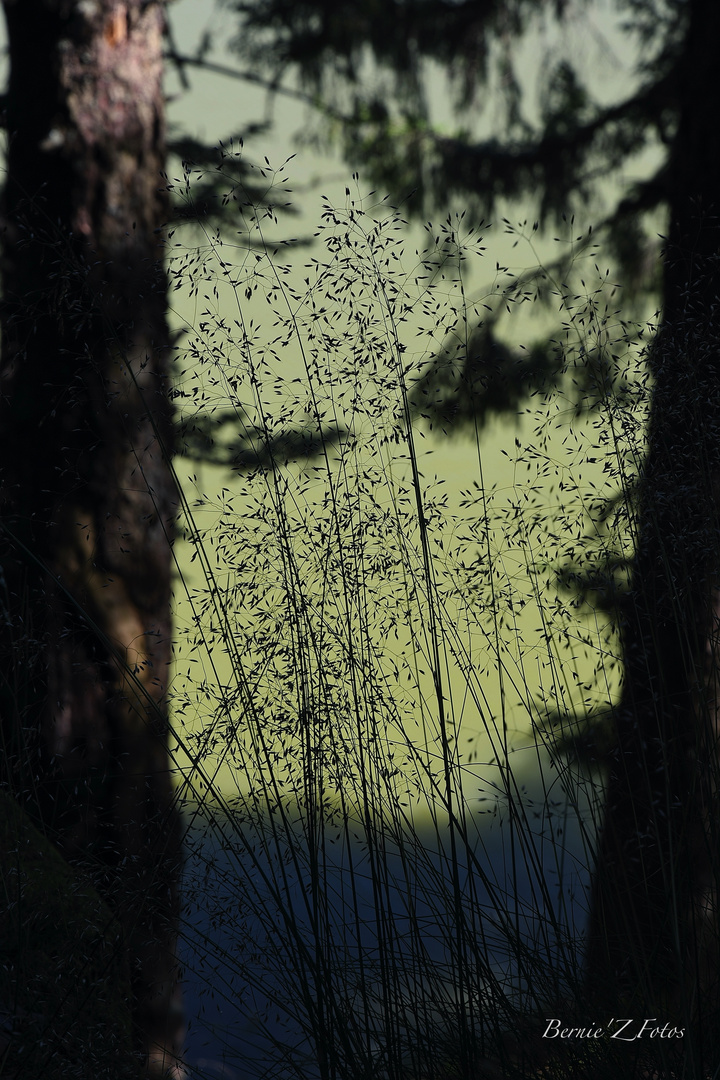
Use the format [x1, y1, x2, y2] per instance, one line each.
[225, 0, 720, 1067]
[0, 2, 182, 1075]
[586, 1, 720, 1066]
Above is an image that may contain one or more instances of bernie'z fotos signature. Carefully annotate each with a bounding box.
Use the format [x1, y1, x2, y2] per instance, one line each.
[543, 1018, 685, 1042]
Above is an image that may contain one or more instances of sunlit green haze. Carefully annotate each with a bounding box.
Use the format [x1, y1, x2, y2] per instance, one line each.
[165, 161, 647, 825]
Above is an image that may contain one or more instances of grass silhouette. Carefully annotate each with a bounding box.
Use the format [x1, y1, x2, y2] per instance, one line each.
[165, 165, 655, 1079]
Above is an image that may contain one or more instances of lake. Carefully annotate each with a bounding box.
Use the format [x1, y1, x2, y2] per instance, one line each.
[177, 760, 598, 1079]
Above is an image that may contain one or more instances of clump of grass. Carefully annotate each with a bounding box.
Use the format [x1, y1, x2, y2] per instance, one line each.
[166, 160, 648, 1080]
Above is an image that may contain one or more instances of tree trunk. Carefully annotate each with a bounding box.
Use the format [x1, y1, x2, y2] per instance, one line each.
[0, 3, 182, 1075]
[585, 0, 720, 1068]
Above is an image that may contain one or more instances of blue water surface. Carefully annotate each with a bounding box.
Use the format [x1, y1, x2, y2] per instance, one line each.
[176, 762, 597, 1079]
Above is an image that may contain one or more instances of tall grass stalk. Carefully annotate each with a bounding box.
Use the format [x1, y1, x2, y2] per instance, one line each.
[166, 163, 647, 1080]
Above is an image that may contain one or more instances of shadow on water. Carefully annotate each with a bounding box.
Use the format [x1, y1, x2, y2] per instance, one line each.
[177, 756, 598, 1079]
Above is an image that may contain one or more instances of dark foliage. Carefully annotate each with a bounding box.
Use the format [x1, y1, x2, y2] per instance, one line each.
[224, 0, 684, 260]
[217, 0, 688, 441]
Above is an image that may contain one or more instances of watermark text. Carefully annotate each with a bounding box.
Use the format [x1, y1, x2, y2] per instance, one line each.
[542, 1018, 684, 1041]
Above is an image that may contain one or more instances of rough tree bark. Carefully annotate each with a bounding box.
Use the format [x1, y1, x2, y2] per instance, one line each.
[0, 2, 182, 1076]
[586, 0, 720, 1069]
